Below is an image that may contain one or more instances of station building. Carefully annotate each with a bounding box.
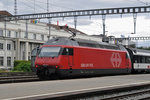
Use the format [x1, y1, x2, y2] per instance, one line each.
[0, 11, 102, 69]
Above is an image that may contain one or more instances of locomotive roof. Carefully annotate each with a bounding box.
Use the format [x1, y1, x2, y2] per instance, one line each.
[43, 37, 79, 46]
[44, 37, 120, 50]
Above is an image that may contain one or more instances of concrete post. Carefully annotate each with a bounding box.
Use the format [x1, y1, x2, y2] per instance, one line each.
[4, 21, 7, 69]
[102, 15, 106, 36]
[16, 38, 20, 60]
[25, 42, 29, 61]
[133, 13, 137, 34]
[4, 39, 7, 69]
[12, 41, 15, 68]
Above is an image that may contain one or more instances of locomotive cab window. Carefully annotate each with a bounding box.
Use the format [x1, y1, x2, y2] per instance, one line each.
[38, 47, 61, 57]
[62, 48, 73, 56]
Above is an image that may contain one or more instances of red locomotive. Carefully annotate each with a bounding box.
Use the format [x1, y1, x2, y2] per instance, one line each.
[34, 37, 132, 79]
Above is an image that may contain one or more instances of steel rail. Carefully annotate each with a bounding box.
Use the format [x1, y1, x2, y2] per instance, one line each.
[101, 89, 150, 100]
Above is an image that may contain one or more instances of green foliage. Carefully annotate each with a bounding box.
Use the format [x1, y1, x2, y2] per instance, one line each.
[13, 60, 31, 72]
[137, 47, 150, 50]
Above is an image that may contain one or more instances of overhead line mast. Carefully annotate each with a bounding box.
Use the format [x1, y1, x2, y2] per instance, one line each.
[47, 0, 51, 40]
[14, 0, 17, 15]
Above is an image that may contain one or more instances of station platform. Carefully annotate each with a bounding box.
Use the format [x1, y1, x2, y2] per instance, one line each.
[1, 74, 150, 100]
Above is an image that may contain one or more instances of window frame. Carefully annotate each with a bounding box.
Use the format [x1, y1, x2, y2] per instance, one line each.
[41, 35, 44, 41]
[0, 29, 3, 37]
[7, 44, 11, 50]
[7, 57, 11, 66]
[7, 30, 11, 37]
[0, 43, 3, 50]
[0, 57, 4, 66]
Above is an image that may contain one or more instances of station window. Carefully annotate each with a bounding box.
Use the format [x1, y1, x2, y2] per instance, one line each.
[41, 35, 44, 41]
[14, 42, 16, 50]
[7, 44, 11, 50]
[23, 51, 25, 60]
[14, 31, 18, 38]
[7, 57, 11, 66]
[0, 43, 3, 50]
[7, 31, 11, 37]
[24, 32, 27, 38]
[0, 30, 3, 36]
[0, 57, 3, 66]
[33, 34, 36, 40]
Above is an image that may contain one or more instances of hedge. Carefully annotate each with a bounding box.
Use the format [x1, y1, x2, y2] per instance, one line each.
[13, 60, 31, 72]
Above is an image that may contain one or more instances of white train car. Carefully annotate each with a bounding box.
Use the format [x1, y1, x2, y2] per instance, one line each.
[127, 48, 150, 73]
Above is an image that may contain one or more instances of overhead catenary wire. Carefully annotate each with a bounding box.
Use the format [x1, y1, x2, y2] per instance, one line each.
[14, 0, 17, 15]
[18, 1, 45, 13]
[21, 0, 47, 11]
[124, 0, 150, 5]
[27, 0, 74, 11]
[17, 0, 75, 14]
[29, 0, 75, 11]
[136, 0, 149, 5]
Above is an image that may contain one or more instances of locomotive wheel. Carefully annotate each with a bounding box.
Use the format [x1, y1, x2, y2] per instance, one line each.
[38, 74, 45, 80]
[37, 69, 47, 80]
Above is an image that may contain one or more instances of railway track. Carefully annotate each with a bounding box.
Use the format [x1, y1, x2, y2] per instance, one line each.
[72, 84, 150, 100]
[0, 72, 39, 84]
[100, 88, 150, 100]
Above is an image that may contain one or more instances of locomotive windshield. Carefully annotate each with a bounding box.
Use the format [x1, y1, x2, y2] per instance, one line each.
[38, 47, 61, 57]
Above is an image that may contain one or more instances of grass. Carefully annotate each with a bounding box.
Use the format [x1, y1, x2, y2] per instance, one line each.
[0, 69, 9, 73]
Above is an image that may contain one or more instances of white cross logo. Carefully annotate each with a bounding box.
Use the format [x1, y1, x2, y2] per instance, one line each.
[111, 52, 122, 67]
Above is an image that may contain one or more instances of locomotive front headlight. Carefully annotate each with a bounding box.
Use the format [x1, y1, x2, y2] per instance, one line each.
[56, 66, 60, 68]
[35, 65, 38, 68]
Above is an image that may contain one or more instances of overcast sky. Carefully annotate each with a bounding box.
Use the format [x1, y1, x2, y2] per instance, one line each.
[1, 0, 150, 39]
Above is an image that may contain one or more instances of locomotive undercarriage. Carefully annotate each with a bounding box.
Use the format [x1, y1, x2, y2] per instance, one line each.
[36, 67, 132, 80]
[36, 66, 59, 80]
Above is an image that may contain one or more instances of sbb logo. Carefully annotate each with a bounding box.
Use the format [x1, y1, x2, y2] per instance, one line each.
[111, 52, 122, 68]
[147, 66, 150, 68]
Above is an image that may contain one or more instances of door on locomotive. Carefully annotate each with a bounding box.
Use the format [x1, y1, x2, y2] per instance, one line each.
[61, 48, 74, 74]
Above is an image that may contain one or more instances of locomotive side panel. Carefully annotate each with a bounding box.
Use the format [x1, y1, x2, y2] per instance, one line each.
[62, 47, 131, 77]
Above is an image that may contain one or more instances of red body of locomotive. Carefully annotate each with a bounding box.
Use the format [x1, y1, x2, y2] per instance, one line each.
[35, 39, 131, 79]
